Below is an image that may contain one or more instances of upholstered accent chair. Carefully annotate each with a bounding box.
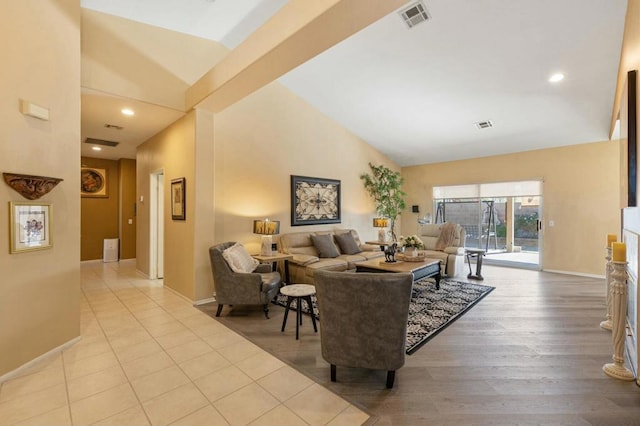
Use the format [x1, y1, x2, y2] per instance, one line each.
[209, 242, 281, 318]
[313, 270, 413, 388]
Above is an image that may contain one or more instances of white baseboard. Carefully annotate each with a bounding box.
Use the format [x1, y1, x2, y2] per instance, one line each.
[0, 336, 81, 383]
[194, 297, 216, 306]
[543, 269, 605, 279]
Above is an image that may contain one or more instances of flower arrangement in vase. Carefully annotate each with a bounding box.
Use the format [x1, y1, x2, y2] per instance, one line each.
[399, 235, 424, 256]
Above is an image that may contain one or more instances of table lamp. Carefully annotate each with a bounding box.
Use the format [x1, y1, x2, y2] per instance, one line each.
[253, 218, 280, 256]
[373, 218, 389, 242]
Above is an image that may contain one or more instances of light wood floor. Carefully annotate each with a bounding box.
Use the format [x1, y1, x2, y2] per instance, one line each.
[199, 265, 640, 425]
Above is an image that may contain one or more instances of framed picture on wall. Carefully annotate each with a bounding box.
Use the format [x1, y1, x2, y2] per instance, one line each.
[9, 202, 53, 253]
[291, 175, 341, 226]
[171, 177, 186, 220]
[81, 167, 108, 198]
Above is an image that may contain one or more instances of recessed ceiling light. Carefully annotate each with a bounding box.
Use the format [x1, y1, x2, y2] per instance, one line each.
[121, 108, 135, 116]
[92, 146, 102, 151]
[549, 73, 564, 83]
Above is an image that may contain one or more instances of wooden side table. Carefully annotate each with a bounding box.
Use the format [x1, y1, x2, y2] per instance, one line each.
[252, 253, 292, 284]
[280, 284, 317, 340]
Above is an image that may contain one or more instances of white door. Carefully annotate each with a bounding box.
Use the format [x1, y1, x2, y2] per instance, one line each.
[150, 171, 164, 279]
[157, 173, 164, 279]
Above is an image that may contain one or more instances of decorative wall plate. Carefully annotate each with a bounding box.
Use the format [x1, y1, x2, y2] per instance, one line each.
[3, 172, 63, 200]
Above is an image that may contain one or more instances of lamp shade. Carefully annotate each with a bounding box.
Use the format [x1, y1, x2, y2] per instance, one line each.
[373, 218, 389, 228]
[253, 219, 280, 235]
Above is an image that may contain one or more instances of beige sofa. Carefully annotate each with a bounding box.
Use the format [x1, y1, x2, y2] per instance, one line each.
[279, 229, 384, 284]
[416, 223, 466, 277]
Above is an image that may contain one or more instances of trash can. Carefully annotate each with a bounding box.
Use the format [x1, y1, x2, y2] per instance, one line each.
[103, 238, 119, 263]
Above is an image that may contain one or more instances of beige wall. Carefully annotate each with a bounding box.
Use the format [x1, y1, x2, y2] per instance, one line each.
[213, 81, 397, 255]
[81, 9, 228, 110]
[0, 0, 81, 375]
[402, 140, 620, 276]
[119, 159, 137, 259]
[136, 81, 395, 301]
[137, 113, 197, 299]
[80, 157, 119, 260]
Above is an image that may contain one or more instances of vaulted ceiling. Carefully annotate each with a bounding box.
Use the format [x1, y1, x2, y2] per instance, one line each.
[80, 0, 628, 166]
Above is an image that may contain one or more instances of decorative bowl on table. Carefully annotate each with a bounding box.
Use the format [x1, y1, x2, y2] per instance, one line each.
[397, 251, 426, 262]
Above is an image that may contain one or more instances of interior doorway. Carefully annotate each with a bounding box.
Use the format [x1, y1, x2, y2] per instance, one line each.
[150, 171, 164, 279]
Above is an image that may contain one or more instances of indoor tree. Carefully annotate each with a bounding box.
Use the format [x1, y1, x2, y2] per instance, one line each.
[360, 163, 406, 242]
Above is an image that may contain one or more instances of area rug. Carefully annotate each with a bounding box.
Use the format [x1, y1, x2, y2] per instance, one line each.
[274, 277, 494, 354]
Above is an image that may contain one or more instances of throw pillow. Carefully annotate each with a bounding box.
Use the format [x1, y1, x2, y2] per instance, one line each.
[311, 234, 340, 258]
[334, 232, 362, 255]
[222, 243, 259, 273]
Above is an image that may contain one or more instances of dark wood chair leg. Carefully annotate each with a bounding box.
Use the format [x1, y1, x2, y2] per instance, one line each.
[263, 304, 270, 319]
[306, 296, 317, 332]
[386, 370, 395, 389]
[216, 304, 223, 317]
[281, 297, 293, 332]
[331, 364, 337, 382]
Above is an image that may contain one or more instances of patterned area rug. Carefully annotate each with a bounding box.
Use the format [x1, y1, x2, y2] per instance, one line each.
[274, 277, 494, 355]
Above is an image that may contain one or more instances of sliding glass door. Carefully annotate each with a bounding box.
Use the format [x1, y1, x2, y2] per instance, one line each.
[433, 181, 542, 269]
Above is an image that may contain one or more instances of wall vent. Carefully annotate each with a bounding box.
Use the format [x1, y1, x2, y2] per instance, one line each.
[475, 120, 493, 130]
[84, 138, 119, 147]
[399, 1, 430, 29]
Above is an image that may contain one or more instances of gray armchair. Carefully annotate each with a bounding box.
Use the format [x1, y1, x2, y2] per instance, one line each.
[209, 242, 281, 318]
[313, 270, 413, 388]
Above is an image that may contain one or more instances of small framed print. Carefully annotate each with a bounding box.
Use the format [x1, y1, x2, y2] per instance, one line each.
[81, 167, 108, 198]
[171, 177, 186, 220]
[9, 202, 53, 253]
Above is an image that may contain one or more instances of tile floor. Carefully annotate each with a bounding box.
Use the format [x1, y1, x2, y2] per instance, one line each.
[0, 260, 369, 426]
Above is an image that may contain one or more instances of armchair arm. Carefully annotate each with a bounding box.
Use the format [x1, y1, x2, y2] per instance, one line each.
[443, 246, 464, 255]
[360, 244, 381, 252]
[254, 264, 272, 273]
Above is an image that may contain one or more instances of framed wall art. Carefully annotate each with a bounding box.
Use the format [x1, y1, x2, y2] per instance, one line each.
[9, 202, 53, 253]
[81, 167, 108, 198]
[171, 177, 186, 220]
[291, 175, 341, 226]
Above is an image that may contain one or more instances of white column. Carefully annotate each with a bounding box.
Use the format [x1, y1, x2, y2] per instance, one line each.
[603, 261, 635, 381]
[600, 247, 613, 331]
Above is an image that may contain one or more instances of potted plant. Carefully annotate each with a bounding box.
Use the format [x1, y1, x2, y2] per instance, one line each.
[360, 163, 407, 242]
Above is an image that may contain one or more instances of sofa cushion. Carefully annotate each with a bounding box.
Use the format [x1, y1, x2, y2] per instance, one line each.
[222, 243, 259, 273]
[311, 234, 340, 258]
[334, 232, 362, 255]
[305, 258, 349, 276]
[279, 232, 318, 256]
[423, 250, 448, 269]
[337, 254, 367, 269]
[290, 254, 320, 266]
[360, 250, 385, 260]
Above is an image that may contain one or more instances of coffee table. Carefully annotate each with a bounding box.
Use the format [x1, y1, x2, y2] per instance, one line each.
[355, 257, 442, 289]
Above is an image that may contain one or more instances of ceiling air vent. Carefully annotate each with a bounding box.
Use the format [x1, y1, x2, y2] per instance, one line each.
[104, 123, 124, 130]
[399, 1, 430, 29]
[475, 120, 493, 130]
[84, 138, 119, 147]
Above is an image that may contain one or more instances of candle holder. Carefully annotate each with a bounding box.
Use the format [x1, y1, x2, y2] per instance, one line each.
[603, 261, 635, 381]
[600, 246, 613, 331]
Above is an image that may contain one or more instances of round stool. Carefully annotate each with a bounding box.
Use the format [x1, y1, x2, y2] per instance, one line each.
[280, 284, 317, 340]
